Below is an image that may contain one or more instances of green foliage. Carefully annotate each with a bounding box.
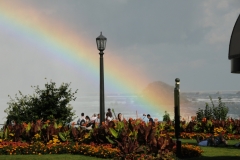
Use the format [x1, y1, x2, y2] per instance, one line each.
[4, 81, 78, 124]
[204, 103, 213, 120]
[226, 123, 233, 134]
[196, 108, 204, 121]
[4, 91, 32, 124]
[4, 127, 8, 140]
[26, 122, 31, 133]
[213, 97, 229, 121]
[193, 123, 201, 133]
[196, 96, 229, 121]
[106, 136, 115, 144]
[59, 131, 70, 142]
[0, 131, 3, 138]
[163, 111, 170, 122]
[109, 127, 119, 139]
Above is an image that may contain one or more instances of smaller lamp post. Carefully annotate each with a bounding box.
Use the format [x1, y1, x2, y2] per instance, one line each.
[96, 32, 107, 125]
[174, 78, 181, 158]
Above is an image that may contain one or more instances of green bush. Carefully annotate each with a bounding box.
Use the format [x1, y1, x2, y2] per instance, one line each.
[196, 96, 229, 121]
[4, 81, 78, 124]
[163, 111, 171, 122]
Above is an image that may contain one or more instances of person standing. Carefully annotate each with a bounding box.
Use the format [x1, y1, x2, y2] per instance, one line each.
[141, 114, 148, 123]
[95, 114, 100, 127]
[91, 113, 97, 122]
[107, 108, 112, 119]
[117, 113, 123, 121]
[77, 113, 85, 126]
[85, 115, 93, 130]
[147, 114, 154, 125]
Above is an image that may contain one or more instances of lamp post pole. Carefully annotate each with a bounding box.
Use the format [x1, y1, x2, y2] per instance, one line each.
[96, 32, 107, 125]
[174, 78, 181, 158]
[99, 51, 105, 125]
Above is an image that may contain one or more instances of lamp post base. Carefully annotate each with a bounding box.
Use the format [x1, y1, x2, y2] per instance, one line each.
[176, 140, 182, 158]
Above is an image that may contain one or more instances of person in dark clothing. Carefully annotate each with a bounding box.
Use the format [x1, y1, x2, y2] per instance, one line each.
[147, 114, 154, 125]
[196, 135, 215, 146]
[215, 133, 228, 146]
[106, 108, 113, 119]
[196, 134, 227, 146]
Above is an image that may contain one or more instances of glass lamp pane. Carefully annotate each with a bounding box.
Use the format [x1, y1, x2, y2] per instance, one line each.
[96, 40, 100, 49]
[96, 32, 107, 51]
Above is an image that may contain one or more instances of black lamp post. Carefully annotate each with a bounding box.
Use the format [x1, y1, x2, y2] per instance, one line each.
[174, 78, 181, 158]
[96, 32, 107, 125]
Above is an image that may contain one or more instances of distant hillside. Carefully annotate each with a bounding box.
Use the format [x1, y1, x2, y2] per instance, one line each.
[141, 81, 189, 112]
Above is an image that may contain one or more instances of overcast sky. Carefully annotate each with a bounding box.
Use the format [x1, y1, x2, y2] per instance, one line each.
[0, 0, 240, 122]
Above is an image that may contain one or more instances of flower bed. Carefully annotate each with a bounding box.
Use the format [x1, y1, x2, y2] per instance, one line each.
[174, 144, 203, 158]
[0, 141, 120, 158]
[0, 140, 204, 159]
[7, 118, 239, 159]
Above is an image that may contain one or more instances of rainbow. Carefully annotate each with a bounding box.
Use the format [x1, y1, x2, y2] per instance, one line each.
[0, 1, 174, 116]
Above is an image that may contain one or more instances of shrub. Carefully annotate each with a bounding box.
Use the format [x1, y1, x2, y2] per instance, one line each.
[163, 111, 171, 122]
[4, 81, 77, 124]
[196, 96, 229, 121]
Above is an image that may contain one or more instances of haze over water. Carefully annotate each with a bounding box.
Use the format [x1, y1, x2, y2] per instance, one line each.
[1, 91, 239, 125]
[69, 90, 240, 122]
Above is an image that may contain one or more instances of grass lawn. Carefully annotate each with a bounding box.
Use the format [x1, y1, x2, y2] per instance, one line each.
[178, 139, 240, 160]
[0, 154, 106, 160]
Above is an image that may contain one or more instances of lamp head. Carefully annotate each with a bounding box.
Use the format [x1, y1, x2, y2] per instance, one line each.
[96, 32, 107, 51]
[229, 14, 240, 73]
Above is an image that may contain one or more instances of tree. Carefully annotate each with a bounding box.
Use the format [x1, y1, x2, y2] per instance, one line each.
[4, 91, 33, 124]
[4, 81, 78, 124]
[163, 111, 170, 122]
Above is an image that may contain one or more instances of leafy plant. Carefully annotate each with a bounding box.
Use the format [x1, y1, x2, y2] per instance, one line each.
[5, 80, 78, 124]
[163, 111, 171, 122]
[196, 108, 204, 122]
[59, 131, 70, 142]
[196, 96, 229, 121]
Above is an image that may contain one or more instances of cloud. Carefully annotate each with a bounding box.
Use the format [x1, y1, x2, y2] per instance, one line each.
[0, 1, 240, 96]
[200, 0, 240, 46]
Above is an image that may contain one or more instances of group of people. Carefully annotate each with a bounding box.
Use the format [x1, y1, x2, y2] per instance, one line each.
[141, 114, 154, 124]
[77, 108, 115, 130]
[76, 108, 155, 130]
[77, 112, 100, 130]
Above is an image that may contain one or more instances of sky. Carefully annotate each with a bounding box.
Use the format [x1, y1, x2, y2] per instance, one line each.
[0, 0, 240, 122]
